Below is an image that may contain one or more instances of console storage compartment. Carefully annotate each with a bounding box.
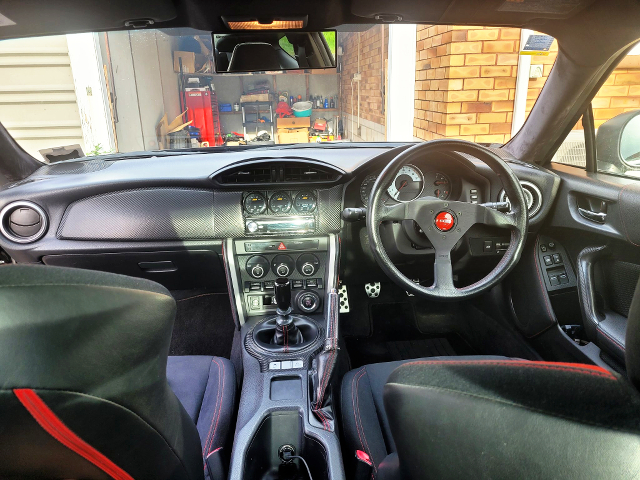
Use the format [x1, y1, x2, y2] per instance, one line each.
[244, 410, 328, 480]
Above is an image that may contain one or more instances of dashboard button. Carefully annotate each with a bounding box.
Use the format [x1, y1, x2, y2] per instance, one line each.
[292, 360, 304, 369]
[553, 253, 562, 264]
[281, 361, 293, 370]
[269, 361, 281, 370]
[543, 255, 553, 266]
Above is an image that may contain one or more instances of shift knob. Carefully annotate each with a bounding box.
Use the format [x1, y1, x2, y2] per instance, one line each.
[274, 277, 292, 314]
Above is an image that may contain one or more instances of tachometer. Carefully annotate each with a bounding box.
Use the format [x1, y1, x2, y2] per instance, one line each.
[269, 191, 292, 213]
[244, 192, 267, 215]
[387, 165, 424, 202]
[360, 174, 378, 206]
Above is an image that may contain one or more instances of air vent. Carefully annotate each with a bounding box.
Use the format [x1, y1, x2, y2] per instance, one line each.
[214, 161, 341, 185]
[282, 164, 338, 182]
[499, 181, 543, 218]
[0, 201, 48, 243]
[219, 165, 273, 184]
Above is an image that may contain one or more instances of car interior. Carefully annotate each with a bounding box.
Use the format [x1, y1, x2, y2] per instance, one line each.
[1, 0, 640, 479]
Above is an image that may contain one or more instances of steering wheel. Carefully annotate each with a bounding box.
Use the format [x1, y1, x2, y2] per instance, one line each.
[367, 140, 528, 300]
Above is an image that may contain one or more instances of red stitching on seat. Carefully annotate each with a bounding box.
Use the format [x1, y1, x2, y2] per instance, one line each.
[203, 358, 224, 456]
[398, 360, 615, 379]
[352, 368, 377, 474]
[13, 388, 134, 480]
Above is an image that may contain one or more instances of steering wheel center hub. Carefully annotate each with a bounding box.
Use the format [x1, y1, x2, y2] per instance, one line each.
[434, 211, 455, 232]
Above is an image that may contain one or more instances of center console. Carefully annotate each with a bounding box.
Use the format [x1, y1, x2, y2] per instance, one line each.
[224, 233, 344, 480]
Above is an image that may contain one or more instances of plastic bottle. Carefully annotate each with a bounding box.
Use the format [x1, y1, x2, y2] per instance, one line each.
[330, 96, 335, 108]
[324, 97, 329, 109]
[290, 95, 294, 106]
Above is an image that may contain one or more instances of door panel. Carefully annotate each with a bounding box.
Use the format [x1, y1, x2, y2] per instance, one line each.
[541, 163, 640, 367]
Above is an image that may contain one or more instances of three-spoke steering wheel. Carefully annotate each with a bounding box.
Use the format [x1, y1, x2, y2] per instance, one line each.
[367, 140, 528, 300]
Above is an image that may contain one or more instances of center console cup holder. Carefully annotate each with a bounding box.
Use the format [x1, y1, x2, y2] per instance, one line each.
[244, 411, 329, 480]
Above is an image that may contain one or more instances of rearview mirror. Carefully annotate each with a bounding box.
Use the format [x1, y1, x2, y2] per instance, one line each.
[212, 32, 336, 73]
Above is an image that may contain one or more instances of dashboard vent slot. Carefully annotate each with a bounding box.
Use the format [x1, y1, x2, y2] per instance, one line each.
[214, 161, 342, 185]
[219, 165, 273, 184]
[283, 164, 338, 182]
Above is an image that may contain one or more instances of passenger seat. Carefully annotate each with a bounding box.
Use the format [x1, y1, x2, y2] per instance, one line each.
[0, 265, 235, 480]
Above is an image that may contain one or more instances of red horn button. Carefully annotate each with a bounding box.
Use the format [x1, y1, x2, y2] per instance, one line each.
[434, 211, 455, 232]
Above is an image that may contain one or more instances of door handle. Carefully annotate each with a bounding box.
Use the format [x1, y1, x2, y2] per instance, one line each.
[578, 207, 607, 224]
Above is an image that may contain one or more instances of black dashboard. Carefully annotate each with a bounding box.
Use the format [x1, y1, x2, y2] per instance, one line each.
[0, 143, 561, 291]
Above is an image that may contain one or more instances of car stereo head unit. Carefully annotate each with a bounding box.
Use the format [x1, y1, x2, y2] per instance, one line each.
[245, 216, 315, 235]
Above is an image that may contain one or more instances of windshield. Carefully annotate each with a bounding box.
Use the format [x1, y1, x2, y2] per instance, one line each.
[0, 26, 561, 162]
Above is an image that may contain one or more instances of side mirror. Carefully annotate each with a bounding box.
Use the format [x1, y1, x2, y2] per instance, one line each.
[596, 109, 640, 175]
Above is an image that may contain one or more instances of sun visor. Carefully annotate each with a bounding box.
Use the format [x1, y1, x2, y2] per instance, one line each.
[350, 0, 595, 24]
[0, 0, 177, 39]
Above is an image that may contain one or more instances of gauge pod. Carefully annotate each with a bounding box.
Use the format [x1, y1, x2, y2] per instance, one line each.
[269, 191, 292, 213]
[244, 192, 267, 215]
[294, 191, 317, 213]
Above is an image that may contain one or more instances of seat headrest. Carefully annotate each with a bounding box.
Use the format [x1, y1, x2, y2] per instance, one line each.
[228, 42, 281, 72]
[626, 276, 640, 390]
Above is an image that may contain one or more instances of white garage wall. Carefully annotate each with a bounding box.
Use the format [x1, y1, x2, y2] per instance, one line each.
[0, 35, 84, 160]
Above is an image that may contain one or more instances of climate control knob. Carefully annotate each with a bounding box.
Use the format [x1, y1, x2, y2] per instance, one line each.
[246, 255, 269, 279]
[296, 253, 320, 277]
[272, 254, 295, 277]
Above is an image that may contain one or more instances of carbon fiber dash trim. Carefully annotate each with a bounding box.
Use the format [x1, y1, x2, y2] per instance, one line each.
[58, 188, 214, 240]
[213, 185, 344, 238]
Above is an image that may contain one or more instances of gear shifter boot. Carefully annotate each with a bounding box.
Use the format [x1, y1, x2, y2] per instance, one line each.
[273, 317, 303, 346]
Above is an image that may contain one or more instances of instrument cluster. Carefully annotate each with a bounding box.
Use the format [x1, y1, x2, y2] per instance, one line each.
[360, 165, 453, 206]
[244, 190, 317, 216]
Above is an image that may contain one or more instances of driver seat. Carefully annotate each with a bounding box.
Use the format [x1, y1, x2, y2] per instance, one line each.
[341, 285, 640, 479]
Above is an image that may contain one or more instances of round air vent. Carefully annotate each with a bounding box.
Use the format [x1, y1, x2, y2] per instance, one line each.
[0, 201, 48, 243]
[499, 181, 542, 218]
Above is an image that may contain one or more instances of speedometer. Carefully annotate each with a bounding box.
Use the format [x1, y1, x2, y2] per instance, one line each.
[387, 165, 424, 202]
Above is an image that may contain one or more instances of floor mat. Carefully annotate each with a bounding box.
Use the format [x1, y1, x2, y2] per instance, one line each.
[344, 301, 474, 368]
[169, 291, 236, 358]
[385, 337, 457, 360]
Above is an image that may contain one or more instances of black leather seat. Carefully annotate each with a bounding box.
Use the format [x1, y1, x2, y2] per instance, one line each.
[0, 265, 235, 480]
[341, 282, 640, 479]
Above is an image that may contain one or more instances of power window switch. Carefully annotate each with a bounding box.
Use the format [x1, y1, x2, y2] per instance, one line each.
[553, 253, 562, 264]
[543, 255, 553, 266]
[549, 276, 560, 286]
[559, 274, 569, 284]
[269, 361, 281, 370]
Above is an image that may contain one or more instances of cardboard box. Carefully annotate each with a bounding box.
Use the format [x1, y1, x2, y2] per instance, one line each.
[240, 93, 271, 103]
[174, 51, 196, 73]
[277, 128, 309, 144]
[277, 117, 311, 129]
[156, 111, 192, 150]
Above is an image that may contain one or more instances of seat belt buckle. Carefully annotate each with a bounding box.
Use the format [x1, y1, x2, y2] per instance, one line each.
[355, 450, 373, 479]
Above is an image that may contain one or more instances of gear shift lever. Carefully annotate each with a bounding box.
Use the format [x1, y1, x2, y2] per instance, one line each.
[273, 278, 302, 347]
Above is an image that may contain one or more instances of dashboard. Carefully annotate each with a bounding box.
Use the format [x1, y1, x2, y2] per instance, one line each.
[0, 143, 560, 292]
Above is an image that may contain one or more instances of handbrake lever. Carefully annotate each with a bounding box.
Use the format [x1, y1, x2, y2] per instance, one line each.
[311, 288, 339, 430]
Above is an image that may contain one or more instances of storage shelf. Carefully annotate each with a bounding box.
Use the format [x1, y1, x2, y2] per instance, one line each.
[219, 111, 242, 115]
[312, 108, 338, 112]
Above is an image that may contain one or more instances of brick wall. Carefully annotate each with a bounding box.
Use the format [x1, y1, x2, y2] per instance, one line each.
[414, 25, 520, 143]
[414, 27, 640, 142]
[528, 40, 640, 130]
[339, 26, 388, 141]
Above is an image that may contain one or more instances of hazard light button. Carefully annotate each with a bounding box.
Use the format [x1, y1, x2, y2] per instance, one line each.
[277, 242, 286, 250]
[434, 211, 455, 232]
